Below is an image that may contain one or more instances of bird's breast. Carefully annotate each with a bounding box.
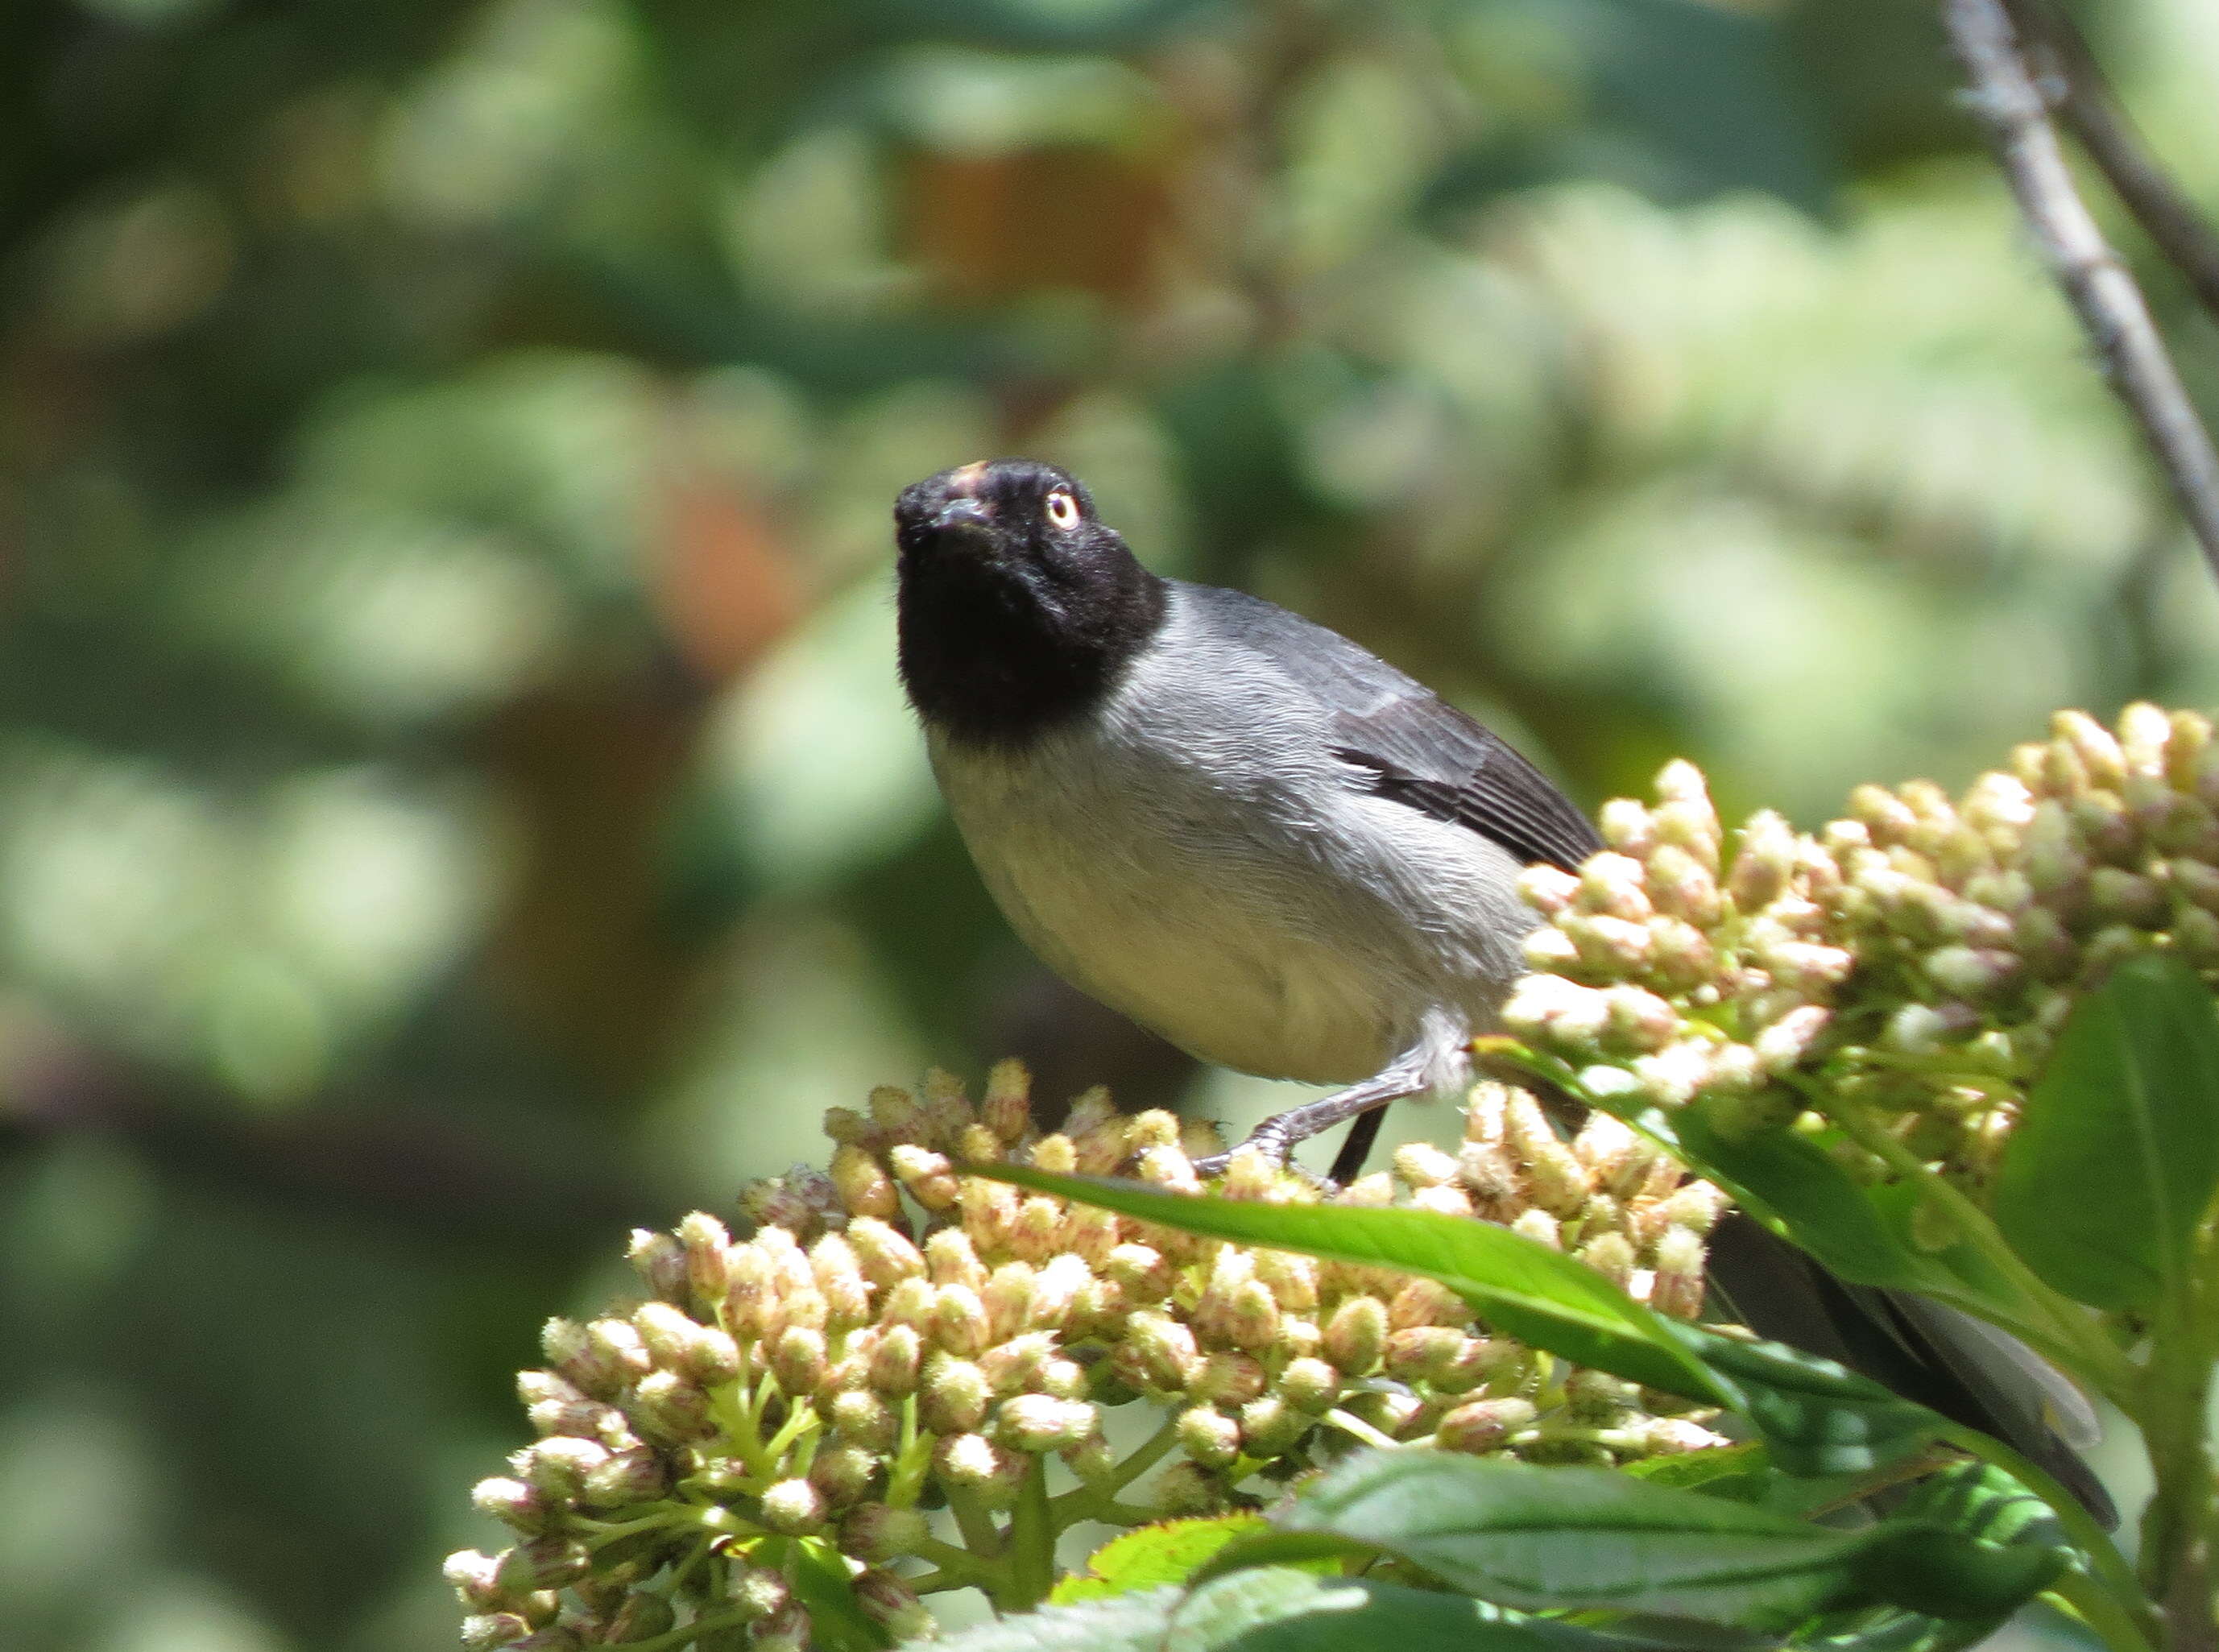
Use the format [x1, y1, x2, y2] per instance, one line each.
[926, 670, 1531, 1084]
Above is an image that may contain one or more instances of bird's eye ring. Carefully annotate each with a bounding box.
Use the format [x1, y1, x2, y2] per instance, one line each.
[1045, 491, 1080, 531]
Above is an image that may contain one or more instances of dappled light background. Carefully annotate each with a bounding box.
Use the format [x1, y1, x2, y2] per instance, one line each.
[3, 0, 2217, 1646]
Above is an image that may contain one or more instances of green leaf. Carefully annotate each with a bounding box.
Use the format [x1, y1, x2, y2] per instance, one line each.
[1053, 1516, 1278, 1603]
[1993, 952, 2219, 1311]
[976, 1166, 1736, 1406]
[928, 1571, 1679, 1652]
[1667, 1324, 1941, 1478]
[1621, 1443, 1773, 1493]
[1265, 1450, 1877, 1629]
[1671, 1098, 1948, 1296]
[790, 1537, 894, 1652]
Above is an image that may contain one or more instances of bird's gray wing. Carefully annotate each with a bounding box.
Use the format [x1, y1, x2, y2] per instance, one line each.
[1182, 584, 1603, 874]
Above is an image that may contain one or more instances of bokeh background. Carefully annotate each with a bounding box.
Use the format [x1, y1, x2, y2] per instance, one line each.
[4, 0, 2217, 1647]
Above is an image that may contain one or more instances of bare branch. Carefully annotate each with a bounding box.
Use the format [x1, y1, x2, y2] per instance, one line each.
[2000, 0, 2219, 327]
[1942, 0, 2219, 583]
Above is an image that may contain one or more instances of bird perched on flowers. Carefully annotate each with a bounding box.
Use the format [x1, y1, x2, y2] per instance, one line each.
[889, 457, 2112, 1522]
[892, 457, 1600, 1185]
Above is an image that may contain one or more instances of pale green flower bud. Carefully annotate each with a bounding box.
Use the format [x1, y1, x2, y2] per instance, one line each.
[1062, 1430, 1117, 1482]
[923, 1228, 987, 1291]
[2089, 867, 2163, 925]
[854, 1568, 936, 1641]
[1519, 863, 1581, 917]
[541, 1317, 627, 1399]
[2055, 710, 2126, 789]
[2021, 801, 2085, 892]
[921, 1355, 992, 1433]
[934, 1431, 1001, 1491]
[627, 1229, 689, 1304]
[753, 1602, 811, 1652]
[496, 1537, 589, 1595]
[1136, 1143, 1201, 1191]
[772, 1327, 827, 1396]
[471, 1476, 552, 1532]
[1191, 1350, 1267, 1406]
[1658, 1182, 1731, 1235]
[1322, 1295, 1387, 1374]
[830, 1145, 900, 1222]
[1602, 985, 1679, 1053]
[936, 1282, 994, 1355]
[1277, 1356, 1339, 1412]
[1385, 1326, 1466, 1383]
[996, 1393, 1095, 1452]
[1576, 1232, 1636, 1289]
[1577, 853, 1653, 921]
[1645, 843, 1722, 926]
[1177, 1406, 1243, 1468]
[1511, 1208, 1561, 1248]
[829, 1389, 897, 1451]
[1010, 1195, 1064, 1262]
[1522, 925, 1583, 973]
[462, 1612, 531, 1651]
[582, 1447, 666, 1509]
[727, 1565, 790, 1621]
[958, 1178, 1020, 1251]
[2170, 711, 2215, 791]
[888, 1145, 960, 1212]
[1564, 912, 1653, 972]
[859, 1322, 919, 1398]
[1253, 1249, 1320, 1314]
[520, 1435, 607, 1501]
[978, 1331, 1052, 1394]
[1410, 1183, 1476, 1219]
[1437, 1397, 1537, 1453]
[1502, 975, 1611, 1051]
[809, 1442, 881, 1507]
[1924, 946, 2018, 999]
[1152, 1461, 1223, 1516]
[1028, 1253, 1091, 1331]
[1753, 1005, 1830, 1074]
[2176, 905, 2219, 967]
[445, 1549, 509, 1609]
[1029, 1132, 1078, 1175]
[760, 1476, 827, 1534]
[629, 1368, 711, 1443]
[1597, 797, 1657, 856]
[842, 1503, 932, 1563]
[880, 1276, 937, 1334]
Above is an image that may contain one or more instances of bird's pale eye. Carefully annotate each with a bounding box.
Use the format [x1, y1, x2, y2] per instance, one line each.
[1044, 491, 1080, 531]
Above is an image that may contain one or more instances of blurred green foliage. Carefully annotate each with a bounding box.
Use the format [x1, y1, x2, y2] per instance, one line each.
[2, 0, 2216, 1646]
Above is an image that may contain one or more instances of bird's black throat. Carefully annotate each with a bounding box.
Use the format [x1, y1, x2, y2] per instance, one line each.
[896, 533, 1167, 749]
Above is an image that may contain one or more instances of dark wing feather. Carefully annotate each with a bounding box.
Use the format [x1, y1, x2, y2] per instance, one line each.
[1181, 584, 1603, 873]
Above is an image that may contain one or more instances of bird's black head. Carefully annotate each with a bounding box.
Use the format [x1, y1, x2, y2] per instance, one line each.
[893, 458, 1167, 748]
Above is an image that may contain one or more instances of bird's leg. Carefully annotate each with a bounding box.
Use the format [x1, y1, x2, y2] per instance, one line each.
[1191, 1048, 1433, 1183]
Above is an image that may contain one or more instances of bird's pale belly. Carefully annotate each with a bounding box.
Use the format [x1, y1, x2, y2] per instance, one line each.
[992, 855, 1401, 1083]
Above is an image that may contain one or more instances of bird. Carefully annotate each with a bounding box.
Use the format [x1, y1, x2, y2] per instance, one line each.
[889, 454, 2112, 1521]
[892, 456, 1598, 1186]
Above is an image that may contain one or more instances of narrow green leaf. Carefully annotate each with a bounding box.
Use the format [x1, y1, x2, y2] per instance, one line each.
[1993, 952, 2219, 1310]
[1672, 1099, 1948, 1296]
[1269, 1450, 1873, 1630]
[927, 1571, 1687, 1652]
[977, 1165, 1736, 1406]
[1845, 1524, 2064, 1622]
[1052, 1515, 1276, 1603]
[1667, 1324, 1942, 1478]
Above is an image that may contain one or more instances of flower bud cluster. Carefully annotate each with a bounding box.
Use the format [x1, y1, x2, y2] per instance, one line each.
[453, 1062, 1727, 1647]
[1506, 705, 2219, 1184]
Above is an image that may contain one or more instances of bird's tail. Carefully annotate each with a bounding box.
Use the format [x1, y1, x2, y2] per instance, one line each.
[1706, 1213, 2116, 1525]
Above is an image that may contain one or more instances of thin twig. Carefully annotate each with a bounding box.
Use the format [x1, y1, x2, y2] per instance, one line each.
[1941, 0, 2219, 585]
[1998, 0, 2219, 327]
